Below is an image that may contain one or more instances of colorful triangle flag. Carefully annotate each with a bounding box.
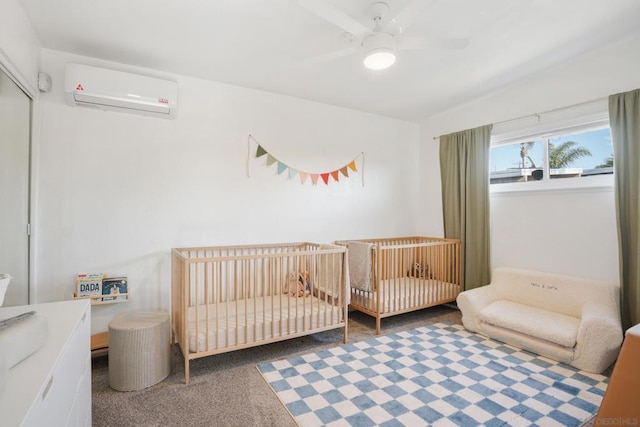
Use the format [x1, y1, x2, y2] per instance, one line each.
[310, 174, 319, 185]
[330, 171, 339, 182]
[277, 162, 287, 175]
[348, 160, 357, 172]
[288, 168, 298, 179]
[256, 145, 267, 158]
[266, 154, 277, 167]
[340, 166, 349, 177]
[299, 172, 309, 184]
[321, 173, 330, 185]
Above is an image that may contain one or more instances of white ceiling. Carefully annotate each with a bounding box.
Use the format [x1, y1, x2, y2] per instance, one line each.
[17, 0, 640, 121]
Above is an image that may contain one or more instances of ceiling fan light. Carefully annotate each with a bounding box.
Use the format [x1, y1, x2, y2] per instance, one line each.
[362, 32, 396, 70]
[364, 49, 396, 70]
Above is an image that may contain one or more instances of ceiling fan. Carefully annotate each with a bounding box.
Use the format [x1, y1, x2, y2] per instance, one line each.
[298, 0, 469, 70]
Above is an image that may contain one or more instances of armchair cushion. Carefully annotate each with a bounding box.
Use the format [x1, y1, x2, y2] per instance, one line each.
[479, 300, 580, 348]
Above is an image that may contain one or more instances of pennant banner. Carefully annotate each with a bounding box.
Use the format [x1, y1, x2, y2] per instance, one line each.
[247, 135, 364, 187]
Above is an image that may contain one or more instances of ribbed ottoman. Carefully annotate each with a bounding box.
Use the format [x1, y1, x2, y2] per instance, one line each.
[108, 311, 170, 391]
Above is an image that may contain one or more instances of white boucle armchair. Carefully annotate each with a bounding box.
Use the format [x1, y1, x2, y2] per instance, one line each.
[457, 267, 623, 373]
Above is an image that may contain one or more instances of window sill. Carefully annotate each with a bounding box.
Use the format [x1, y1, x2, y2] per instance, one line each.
[490, 174, 614, 195]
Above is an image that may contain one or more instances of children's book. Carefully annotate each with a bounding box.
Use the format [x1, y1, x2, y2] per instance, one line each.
[102, 277, 128, 301]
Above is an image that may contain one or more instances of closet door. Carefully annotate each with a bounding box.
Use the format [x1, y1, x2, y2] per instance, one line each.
[0, 68, 31, 306]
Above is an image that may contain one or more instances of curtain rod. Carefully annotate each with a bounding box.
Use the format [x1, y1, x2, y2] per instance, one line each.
[432, 96, 607, 141]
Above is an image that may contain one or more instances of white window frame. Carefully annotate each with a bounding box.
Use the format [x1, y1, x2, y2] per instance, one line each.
[489, 99, 613, 194]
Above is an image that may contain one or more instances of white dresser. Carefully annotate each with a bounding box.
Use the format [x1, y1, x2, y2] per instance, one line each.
[0, 300, 91, 426]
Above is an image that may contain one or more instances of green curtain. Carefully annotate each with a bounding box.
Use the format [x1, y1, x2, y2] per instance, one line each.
[609, 88, 640, 331]
[439, 124, 493, 291]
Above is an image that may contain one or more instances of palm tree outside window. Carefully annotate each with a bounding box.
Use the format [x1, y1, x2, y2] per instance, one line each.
[490, 127, 612, 185]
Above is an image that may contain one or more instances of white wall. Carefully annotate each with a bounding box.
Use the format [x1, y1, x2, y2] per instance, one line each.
[419, 33, 640, 283]
[0, 0, 40, 94]
[35, 49, 420, 333]
[491, 187, 618, 281]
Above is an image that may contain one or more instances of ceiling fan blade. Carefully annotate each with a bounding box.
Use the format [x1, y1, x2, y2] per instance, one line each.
[296, 46, 359, 67]
[383, 0, 436, 34]
[398, 36, 470, 50]
[298, 0, 370, 36]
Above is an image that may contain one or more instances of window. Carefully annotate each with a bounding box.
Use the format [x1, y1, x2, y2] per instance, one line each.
[490, 126, 613, 186]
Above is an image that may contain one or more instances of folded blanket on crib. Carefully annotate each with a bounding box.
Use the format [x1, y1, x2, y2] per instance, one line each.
[319, 243, 351, 305]
[347, 241, 373, 292]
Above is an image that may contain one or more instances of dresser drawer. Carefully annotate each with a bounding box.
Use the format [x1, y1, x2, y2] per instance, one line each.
[67, 354, 92, 427]
[21, 303, 91, 427]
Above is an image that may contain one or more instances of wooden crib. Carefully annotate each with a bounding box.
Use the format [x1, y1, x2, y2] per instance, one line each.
[337, 237, 461, 334]
[171, 242, 348, 384]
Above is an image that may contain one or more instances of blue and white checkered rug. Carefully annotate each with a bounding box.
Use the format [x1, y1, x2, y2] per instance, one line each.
[257, 322, 608, 426]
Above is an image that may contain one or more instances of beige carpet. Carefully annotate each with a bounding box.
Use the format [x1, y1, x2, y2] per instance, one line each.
[92, 305, 462, 427]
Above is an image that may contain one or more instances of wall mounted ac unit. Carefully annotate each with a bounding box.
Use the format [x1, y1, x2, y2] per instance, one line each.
[64, 63, 178, 119]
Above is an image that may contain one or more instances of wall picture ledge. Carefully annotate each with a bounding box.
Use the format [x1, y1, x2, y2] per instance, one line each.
[247, 134, 364, 186]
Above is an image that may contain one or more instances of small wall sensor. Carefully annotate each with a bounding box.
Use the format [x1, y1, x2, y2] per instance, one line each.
[38, 72, 52, 93]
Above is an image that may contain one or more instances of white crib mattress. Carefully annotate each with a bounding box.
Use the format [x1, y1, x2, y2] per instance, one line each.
[187, 294, 342, 352]
[351, 277, 460, 313]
